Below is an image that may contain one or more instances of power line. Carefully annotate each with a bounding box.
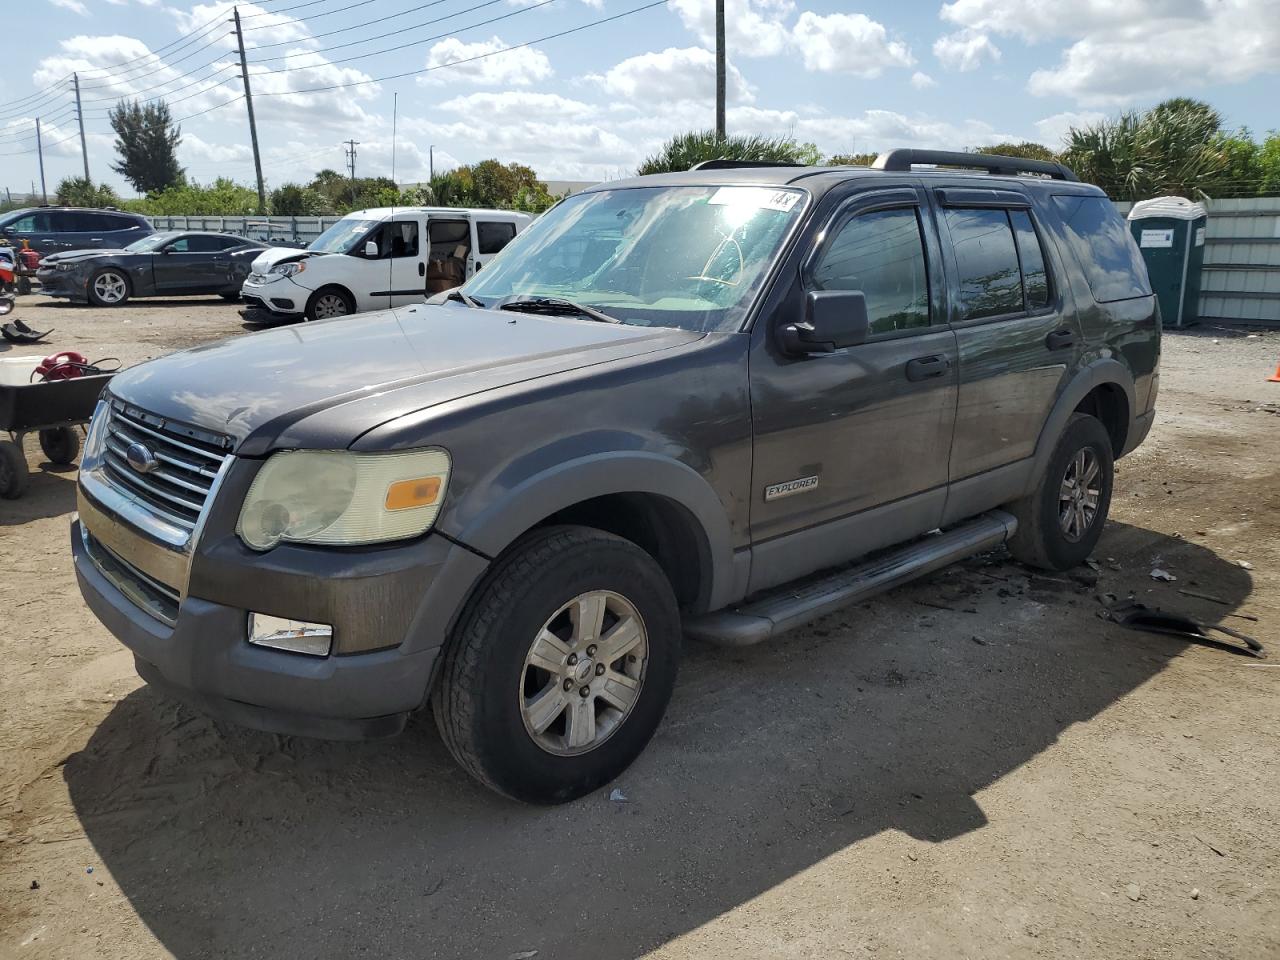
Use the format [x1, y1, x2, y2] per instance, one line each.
[246, 0, 454, 43]
[247, 0, 555, 67]
[252, 0, 667, 95]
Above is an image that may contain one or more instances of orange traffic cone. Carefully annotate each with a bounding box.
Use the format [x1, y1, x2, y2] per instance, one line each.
[1270, 360, 1280, 383]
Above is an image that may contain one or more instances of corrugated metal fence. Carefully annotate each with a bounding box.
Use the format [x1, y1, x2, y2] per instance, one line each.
[1115, 197, 1280, 325]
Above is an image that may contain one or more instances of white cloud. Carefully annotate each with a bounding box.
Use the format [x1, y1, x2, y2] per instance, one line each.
[48, 0, 89, 15]
[417, 36, 552, 87]
[667, 0, 795, 57]
[910, 71, 937, 89]
[941, 0, 1280, 105]
[730, 105, 1018, 154]
[1028, 10, 1280, 105]
[792, 12, 915, 76]
[932, 29, 1000, 72]
[588, 47, 754, 105]
[438, 91, 596, 122]
[172, 2, 313, 49]
[1033, 110, 1105, 147]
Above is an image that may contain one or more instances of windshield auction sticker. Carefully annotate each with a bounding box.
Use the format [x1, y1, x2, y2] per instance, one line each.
[708, 187, 801, 213]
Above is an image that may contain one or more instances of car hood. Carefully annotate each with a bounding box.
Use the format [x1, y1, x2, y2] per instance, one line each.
[40, 248, 130, 264]
[250, 246, 318, 272]
[107, 302, 703, 454]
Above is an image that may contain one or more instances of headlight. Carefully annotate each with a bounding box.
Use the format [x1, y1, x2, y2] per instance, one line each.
[268, 261, 306, 278]
[236, 448, 451, 550]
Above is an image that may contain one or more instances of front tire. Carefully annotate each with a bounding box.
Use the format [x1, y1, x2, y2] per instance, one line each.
[87, 269, 130, 307]
[304, 286, 353, 322]
[434, 526, 681, 804]
[1006, 413, 1113, 570]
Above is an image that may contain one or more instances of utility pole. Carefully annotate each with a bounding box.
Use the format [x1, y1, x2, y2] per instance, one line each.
[231, 6, 266, 214]
[715, 0, 725, 140]
[72, 73, 90, 182]
[344, 139, 359, 207]
[35, 118, 47, 203]
[429, 144, 434, 181]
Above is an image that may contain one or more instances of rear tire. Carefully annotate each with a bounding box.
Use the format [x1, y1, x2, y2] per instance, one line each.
[434, 525, 681, 804]
[304, 286, 353, 322]
[39, 426, 80, 465]
[1006, 413, 1113, 571]
[0, 440, 28, 499]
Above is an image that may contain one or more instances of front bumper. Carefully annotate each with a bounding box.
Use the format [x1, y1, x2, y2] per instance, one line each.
[241, 277, 305, 316]
[35, 269, 85, 299]
[72, 509, 489, 740]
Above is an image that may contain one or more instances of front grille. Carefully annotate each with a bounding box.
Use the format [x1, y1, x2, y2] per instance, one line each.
[100, 397, 232, 531]
[83, 530, 180, 627]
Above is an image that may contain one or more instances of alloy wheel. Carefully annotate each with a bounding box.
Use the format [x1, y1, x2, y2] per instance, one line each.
[1058, 448, 1101, 542]
[93, 272, 127, 304]
[519, 590, 648, 756]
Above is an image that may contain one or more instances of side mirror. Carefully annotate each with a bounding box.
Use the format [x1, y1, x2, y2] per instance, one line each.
[779, 290, 871, 355]
[364, 240, 379, 258]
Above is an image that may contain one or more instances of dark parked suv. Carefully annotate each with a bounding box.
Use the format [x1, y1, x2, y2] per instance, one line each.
[0, 206, 152, 256]
[71, 150, 1158, 803]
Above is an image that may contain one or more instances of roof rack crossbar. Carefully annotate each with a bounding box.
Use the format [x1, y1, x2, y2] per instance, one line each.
[871, 149, 1079, 182]
[690, 159, 805, 171]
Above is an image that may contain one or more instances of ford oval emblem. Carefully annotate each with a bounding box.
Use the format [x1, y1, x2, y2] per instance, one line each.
[125, 442, 159, 474]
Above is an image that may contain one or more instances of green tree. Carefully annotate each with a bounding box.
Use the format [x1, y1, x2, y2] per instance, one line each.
[269, 183, 327, 216]
[827, 152, 879, 166]
[637, 130, 817, 175]
[126, 178, 260, 216]
[419, 160, 559, 212]
[109, 99, 184, 194]
[1258, 132, 1280, 196]
[1061, 98, 1234, 200]
[54, 176, 121, 207]
[972, 141, 1060, 162]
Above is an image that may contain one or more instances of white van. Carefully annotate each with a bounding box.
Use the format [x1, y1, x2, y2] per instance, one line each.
[241, 206, 533, 321]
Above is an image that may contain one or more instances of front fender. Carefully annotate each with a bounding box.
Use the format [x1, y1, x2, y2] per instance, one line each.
[450, 451, 738, 612]
[1025, 357, 1136, 495]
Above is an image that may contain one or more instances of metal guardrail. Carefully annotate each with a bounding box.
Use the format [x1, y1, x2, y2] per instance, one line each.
[147, 215, 343, 247]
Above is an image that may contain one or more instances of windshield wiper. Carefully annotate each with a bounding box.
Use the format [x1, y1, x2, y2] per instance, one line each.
[447, 289, 484, 308]
[498, 295, 620, 324]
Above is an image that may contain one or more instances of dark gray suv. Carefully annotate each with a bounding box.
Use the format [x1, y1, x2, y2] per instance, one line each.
[71, 150, 1158, 803]
[1, 206, 153, 256]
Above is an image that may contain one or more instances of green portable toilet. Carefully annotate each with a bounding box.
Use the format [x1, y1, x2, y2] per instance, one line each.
[1127, 196, 1208, 328]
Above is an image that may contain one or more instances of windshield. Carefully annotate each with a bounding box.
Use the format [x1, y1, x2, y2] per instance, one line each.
[126, 234, 175, 252]
[462, 185, 806, 332]
[309, 218, 381, 254]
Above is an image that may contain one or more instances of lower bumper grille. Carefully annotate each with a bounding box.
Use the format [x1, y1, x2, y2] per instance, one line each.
[82, 529, 180, 627]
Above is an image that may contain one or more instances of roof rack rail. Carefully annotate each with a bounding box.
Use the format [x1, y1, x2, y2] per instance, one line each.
[871, 149, 1079, 182]
[690, 159, 805, 171]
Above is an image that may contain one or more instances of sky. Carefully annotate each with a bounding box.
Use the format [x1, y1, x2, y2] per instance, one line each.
[5, 0, 1279, 197]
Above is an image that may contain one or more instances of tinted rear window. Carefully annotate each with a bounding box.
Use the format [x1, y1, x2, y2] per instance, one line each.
[1052, 195, 1151, 302]
[944, 208, 1023, 321]
[477, 221, 517, 255]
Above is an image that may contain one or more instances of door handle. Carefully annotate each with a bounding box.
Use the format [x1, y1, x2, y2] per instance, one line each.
[905, 355, 950, 381]
[1045, 329, 1075, 350]
[418, 261, 425, 277]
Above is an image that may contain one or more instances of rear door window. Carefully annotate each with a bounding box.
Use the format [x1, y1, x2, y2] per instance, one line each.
[1052, 195, 1151, 302]
[943, 208, 1024, 321]
[1010, 210, 1050, 309]
[183, 235, 226, 253]
[477, 221, 517, 255]
[811, 206, 931, 335]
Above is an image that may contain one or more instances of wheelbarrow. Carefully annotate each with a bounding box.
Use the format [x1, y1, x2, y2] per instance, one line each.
[0, 355, 114, 499]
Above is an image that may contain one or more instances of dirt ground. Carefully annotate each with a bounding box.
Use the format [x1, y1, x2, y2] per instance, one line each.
[1, 294, 1278, 960]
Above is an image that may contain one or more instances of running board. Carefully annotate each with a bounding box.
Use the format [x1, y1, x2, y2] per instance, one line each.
[684, 510, 1018, 646]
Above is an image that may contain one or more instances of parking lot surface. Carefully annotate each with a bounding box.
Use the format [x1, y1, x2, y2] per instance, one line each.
[1, 295, 1278, 959]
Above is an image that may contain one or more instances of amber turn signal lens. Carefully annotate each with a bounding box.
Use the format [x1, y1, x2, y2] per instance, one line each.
[384, 476, 442, 511]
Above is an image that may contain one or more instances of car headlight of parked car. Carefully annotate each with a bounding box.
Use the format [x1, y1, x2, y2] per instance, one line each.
[268, 261, 306, 278]
[236, 448, 451, 550]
